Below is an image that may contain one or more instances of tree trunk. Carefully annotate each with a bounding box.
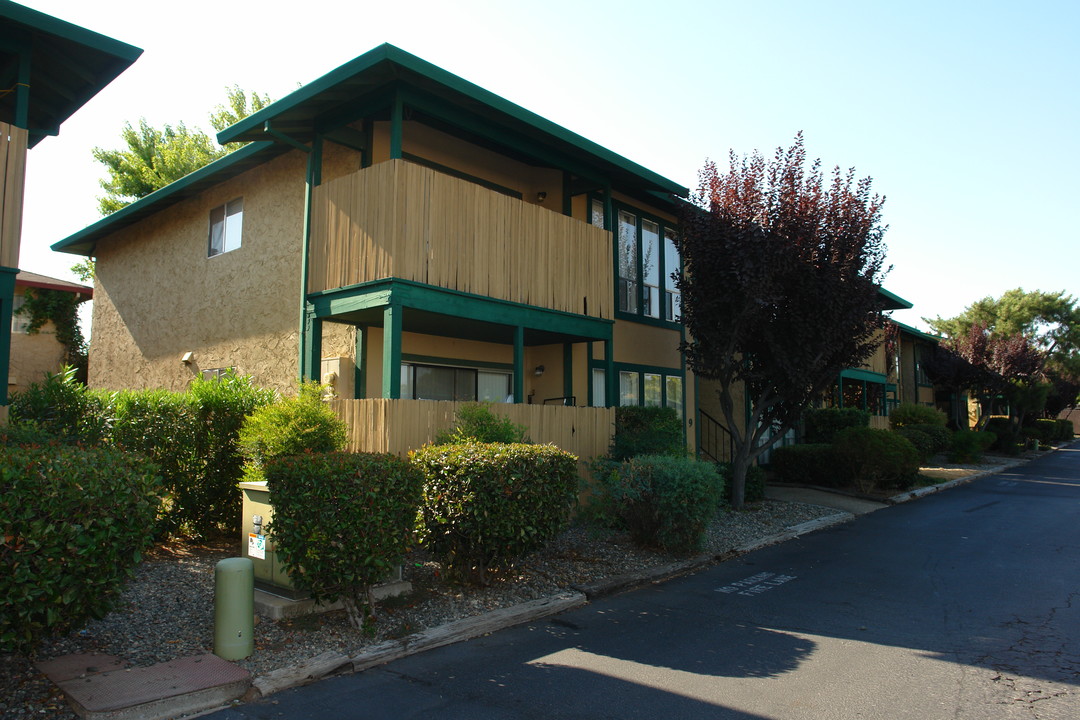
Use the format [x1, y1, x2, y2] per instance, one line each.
[730, 445, 754, 510]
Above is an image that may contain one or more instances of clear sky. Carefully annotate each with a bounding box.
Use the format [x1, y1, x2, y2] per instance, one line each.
[16, 0, 1080, 331]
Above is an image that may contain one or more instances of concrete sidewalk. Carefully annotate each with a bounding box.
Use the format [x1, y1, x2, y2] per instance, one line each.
[765, 485, 888, 515]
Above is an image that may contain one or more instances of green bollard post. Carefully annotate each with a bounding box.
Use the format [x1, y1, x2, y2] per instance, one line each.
[214, 557, 254, 660]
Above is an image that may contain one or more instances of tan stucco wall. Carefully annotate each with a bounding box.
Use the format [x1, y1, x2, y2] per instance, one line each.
[90, 150, 352, 394]
[8, 288, 67, 395]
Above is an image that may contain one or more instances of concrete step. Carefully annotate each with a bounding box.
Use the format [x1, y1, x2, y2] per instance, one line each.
[37, 653, 250, 720]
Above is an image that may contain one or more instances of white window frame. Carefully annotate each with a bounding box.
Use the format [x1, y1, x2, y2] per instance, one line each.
[208, 198, 244, 257]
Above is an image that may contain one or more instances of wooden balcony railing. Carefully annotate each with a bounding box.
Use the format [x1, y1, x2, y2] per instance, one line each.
[309, 159, 613, 318]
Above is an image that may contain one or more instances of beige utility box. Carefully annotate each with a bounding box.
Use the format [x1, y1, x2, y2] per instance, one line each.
[239, 481, 308, 599]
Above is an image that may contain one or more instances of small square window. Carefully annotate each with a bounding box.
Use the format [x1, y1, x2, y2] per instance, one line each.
[208, 198, 243, 257]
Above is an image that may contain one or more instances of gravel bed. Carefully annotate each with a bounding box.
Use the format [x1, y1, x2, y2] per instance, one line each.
[0, 499, 839, 720]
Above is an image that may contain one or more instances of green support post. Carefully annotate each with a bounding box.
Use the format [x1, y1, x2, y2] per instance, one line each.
[513, 326, 525, 403]
[382, 304, 402, 398]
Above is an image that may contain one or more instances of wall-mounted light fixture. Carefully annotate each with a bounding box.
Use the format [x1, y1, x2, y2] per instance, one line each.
[536, 191, 547, 203]
[534, 365, 545, 376]
[181, 351, 194, 365]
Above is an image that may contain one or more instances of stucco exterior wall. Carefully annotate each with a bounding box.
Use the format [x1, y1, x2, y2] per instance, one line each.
[90, 150, 353, 394]
[7, 287, 66, 394]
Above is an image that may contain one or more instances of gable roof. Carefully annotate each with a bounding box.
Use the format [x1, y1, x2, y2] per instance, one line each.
[53, 43, 688, 256]
[15, 270, 92, 298]
[0, 1, 142, 148]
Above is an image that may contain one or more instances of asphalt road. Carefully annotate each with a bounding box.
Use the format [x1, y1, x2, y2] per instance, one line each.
[211, 444, 1080, 719]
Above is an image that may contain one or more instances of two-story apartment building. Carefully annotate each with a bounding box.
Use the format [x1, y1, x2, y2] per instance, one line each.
[54, 44, 697, 462]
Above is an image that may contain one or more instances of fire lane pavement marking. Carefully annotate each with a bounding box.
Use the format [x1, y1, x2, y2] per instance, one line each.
[715, 572, 797, 597]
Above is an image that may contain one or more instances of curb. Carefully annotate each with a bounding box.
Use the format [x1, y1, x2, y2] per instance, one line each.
[887, 457, 1031, 505]
[233, 509, 857, 706]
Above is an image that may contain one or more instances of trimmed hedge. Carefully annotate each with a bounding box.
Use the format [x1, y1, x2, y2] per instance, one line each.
[265, 452, 423, 628]
[833, 427, 920, 493]
[0, 444, 161, 653]
[768, 444, 844, 487]
[610, 406, 684, 460]
[803, 407, 870, 444]
[595, 455, 724, 554]
[949, 430, 997, 463]
[1057, 419, 1075, 440]
[894, 427, 934, 463]
[908, 423, 952, 455]
[238, 381, 347, 473]
[889, 403, 947, 429]
[983, 416, 1022, 455]
[412, 442, 578, 582]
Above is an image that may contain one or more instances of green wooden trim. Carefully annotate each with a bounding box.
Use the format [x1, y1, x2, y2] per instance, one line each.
[892, 319, 941, 343]
[0, 267, 16, 406]
[402, 152, 521, 198]
[354, 325, 366, 399]
[297, 135, 322, 381]
[308, 278, 613, 341]
[402, 354, 513, 372]
[216, 44, 686, 196]
[563, 343, 573, 399]
[513, 326, 524, 403]
[877, 286, 913, 310]
[604, 339, 615, 409]
[382, 304, 402, 398]
[390, 93, 404, 159]
[300, 315, 322, 382]
[839, 368, 888, 384]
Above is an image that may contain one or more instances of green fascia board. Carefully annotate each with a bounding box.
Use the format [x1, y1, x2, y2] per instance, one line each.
[51, 141, 283, 256]
[839, 368, 888, 384]
[877, 286, 913, 310]
[1, 1, 142, 147]
[216, 43, 687, 198]
[308, 277, 613, 341]
[891, 318, 942, 343]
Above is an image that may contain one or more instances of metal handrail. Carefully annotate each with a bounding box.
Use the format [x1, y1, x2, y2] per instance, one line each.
[699, 409, 735, 464]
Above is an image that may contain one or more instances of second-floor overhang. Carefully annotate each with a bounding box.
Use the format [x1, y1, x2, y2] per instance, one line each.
[217, 43, 688, 208]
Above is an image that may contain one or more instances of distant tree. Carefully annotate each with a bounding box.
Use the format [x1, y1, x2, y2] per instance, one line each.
[677, 133, 889, 508]
[93, 86, 273, 215]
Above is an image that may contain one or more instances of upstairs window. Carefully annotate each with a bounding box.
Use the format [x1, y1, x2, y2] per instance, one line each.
[208, 198, 243, 257]
[593, 199, 680, 323]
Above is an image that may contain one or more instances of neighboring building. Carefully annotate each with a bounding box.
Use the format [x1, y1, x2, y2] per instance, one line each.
[53, 44, 693, 462]
[8, 270, 92, 395]
[0, 0, 141, 422]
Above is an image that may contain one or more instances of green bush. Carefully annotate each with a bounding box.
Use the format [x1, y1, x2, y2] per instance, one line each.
[0, 445, 161, 653]
[768, 444, 843, 486]
[610, 406, 684, 460]
[412, 442, 578, 582]
[889, 403, 947, 429]
[596, 455, 723, 554]
[434, 403, 527, 444]
[984, 416, 1022, 455]
[1056, 419, 1075, 440]
[949, 430, 997, 463]
[717, 461, 768, 501]
[894, 427, 934, 463]
[833, 427, 920, 493]
[1025, 419, 1058, 444]
[8, 366, 108, 443]
[803, 407, 870, 444]
[265, 452, 423, 629]
[239, 381, 348, 476]
[908, 423, 952, 454]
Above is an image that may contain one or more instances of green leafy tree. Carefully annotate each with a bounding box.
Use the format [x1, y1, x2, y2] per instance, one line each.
[676, 133, 889, 508]
[93, 86, 273, 215]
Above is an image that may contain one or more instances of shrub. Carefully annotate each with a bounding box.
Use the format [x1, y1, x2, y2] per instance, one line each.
[239, 381, 348, 476]
[983, 416, 1021, 455]
[412, 442, 578, 582]
[596, 455, 723, 554]
[889, 403, 947, 429]
[894, 427, 934, 463]
[949, 430, 997, 463]
[717, 461, 767, 501]
[0, 445, 161, 653]
[265, 452, 423, 629]
[833, 427, 920, 493]
[1025, 419, 1058, 445]
[803, 407, 870, 444]
[434, 403, 527, 444]
[908, 423, 952, 455]
[1056, 419, 1075, 440]
[8, 366, 108, 443]
[769, 444, 843, 486]
[609, 406, 684, 460]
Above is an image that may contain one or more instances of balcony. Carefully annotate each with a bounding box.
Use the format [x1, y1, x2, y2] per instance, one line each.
[309, 159, 613, 319]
